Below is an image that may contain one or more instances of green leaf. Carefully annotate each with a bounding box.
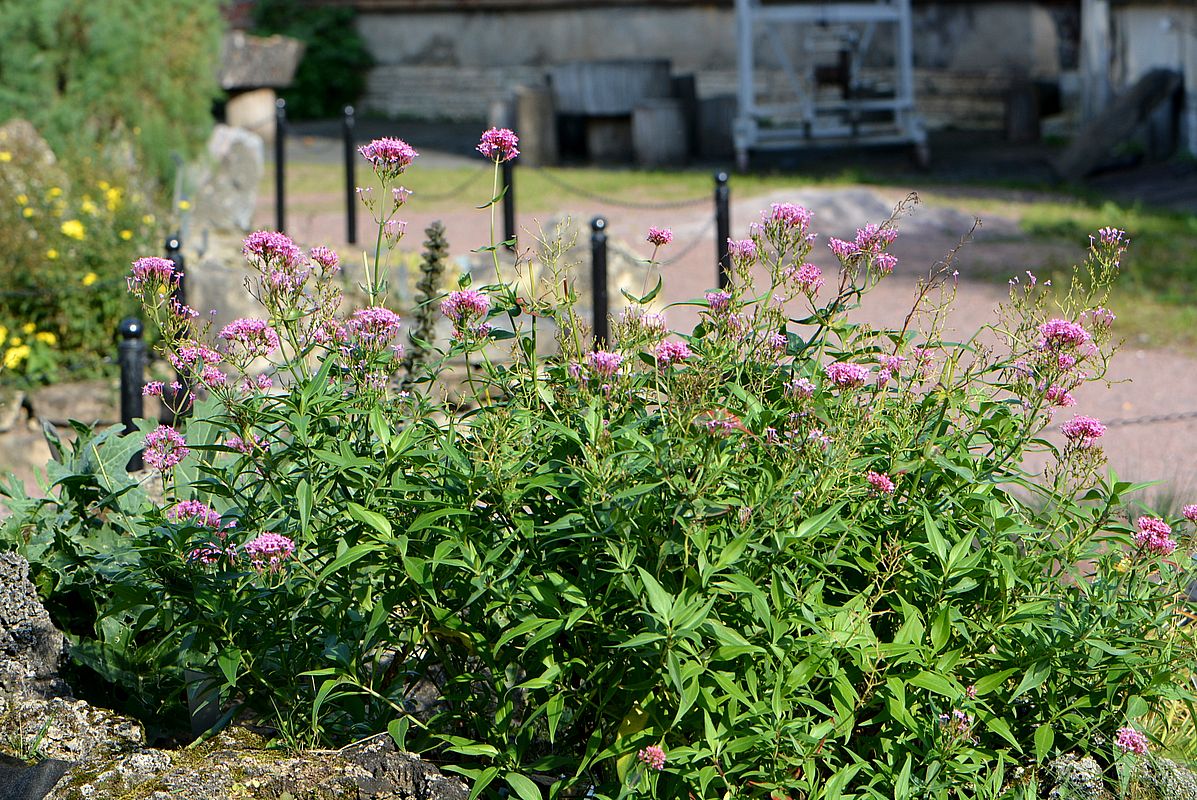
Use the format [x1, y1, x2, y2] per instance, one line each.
[318, 542, 385, 581]
[1034, 723, 1054, 763]
[505, 772, 542, 800]
[216, 648, 242, 686]
[636, 567, 674, 620]
[910, 671, 958, 698]
[387, 717, 410, 750]
[348, 502, 392, 538]
[972, 669, 1017, 696]
[1012, 660, 1050, 699]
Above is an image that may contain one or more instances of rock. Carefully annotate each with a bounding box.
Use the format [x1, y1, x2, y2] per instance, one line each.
[0, 120, 57, 168]
[26, 382, 115, 427]
[0, 389, 27, 434]
[226, 88, 280, 144]
[0, 696, 144, 763]
[190, 125, 266, 235]
[0, 553, 66, 699]
[0, 756, 72, 800]
[184, 233, 266, 334]
[219, 32, 305, 91]
[1132, 756, 1197, 800]
[1040, 753, 1113, 800]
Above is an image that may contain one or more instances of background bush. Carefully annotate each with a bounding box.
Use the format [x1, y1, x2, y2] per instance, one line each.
[0, 0, 223, 186]
[251, 0, 373, 119]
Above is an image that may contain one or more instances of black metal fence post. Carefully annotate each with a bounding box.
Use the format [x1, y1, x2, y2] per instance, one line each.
[117, 317, 146, 471]
[591, 216, 609, 347]
[502, 159, 516, 251]
[275, 98, 287, 233]
[715, 171, 731, 289]
[162, 233, 193, 424]
[343, 105, 357, 244]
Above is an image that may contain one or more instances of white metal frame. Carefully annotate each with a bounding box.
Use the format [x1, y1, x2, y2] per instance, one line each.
[733, 0, 928, 170]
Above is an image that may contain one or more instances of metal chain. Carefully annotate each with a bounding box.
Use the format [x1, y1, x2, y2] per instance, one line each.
[1045, 408, 1197, 431]
[658, 220, 716, 266]
[530, 167, 710, 210]
[413, 166, 489, 201]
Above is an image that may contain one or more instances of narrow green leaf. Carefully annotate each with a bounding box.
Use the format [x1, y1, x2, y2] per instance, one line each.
[505, 772, 542, 800]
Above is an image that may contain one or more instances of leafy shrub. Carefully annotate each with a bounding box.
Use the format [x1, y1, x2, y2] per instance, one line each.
[251, 0, 374, 120]
[4, 132, 1196, 800]
[0, 0, 223, 184]
[0, 131, 156, 383]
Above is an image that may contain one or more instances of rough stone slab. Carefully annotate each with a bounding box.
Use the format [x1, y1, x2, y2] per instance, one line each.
[219, 32, 305, 91]
[0, 553, 66, 699]
[1054, 68, 1182, 181]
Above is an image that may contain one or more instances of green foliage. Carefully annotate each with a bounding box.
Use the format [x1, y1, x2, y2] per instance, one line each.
[4, 149, 1196, 799]
[251, 0, 373, 120]
[0, 132, 156, 383]
[0, 0, 223, 184]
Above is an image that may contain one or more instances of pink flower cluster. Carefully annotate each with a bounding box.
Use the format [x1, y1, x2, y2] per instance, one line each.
[1037, 319, 1091, 350]
[767, 202, 813, 232]
[654, 339, 692, 367]
[168, 500, 230, 531]
[441, 289, 491, 339]
[938, 709, 975, 743]
[219, 318, 280, 360]
[127, 257, 178, 294]
[866, 471, 896, 495]
[243, 230, 304, 269]
[828, 223, 899, 267]
[785, 263, 824, 295]
[476, 127, 520, 162]
[638, 745, 666, 771]
[585, 350, 623, 379]
[346, 307, 402, 353]
[1061, 415, 1105, 448]
[1184, 504, 1197, 523]
[309, 246, 340, 274]
[876, 354, 906, 387]
[727, 238, 756, 261]
[226, 433, 265, 455]
[1134, 516, 1177, 556]
[243, 532, 296, 571]
[785, 377, 815, 399]
[706, 291, 732, 313]
[169, 340, 223, 377]
[825, 361, 869, 389]
[647, 227, 673, 247]
[144, 425, 188, 471]
[1114, 726, 1149, 755]
[1045, 384, 1077, 407]
[359, 137, 418, 177]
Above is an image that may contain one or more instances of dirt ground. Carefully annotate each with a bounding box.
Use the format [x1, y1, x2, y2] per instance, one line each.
[256, 126, 1197, 504]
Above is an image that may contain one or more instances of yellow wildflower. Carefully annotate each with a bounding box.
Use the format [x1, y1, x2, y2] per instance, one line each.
[119, 230, 133, 241]
[9, 337, 21, 346]
[1112, 557, 1131, 574]
[22, 208, 33, 218]
[34, 332, 57, 346]
[16, 194, 27, 205]
[0, 151, 11, 162]
[177, 200, 191, 211]
[60, 219, 85, 240]
[22, 323, 35, 335]
[82, 272, 99, 287]
[46, 249, 58, 260]
[0, 327, 8, 343]
[4, 346, 30, 370]
[81, 199, 98, 216]
[47, 187, 62, 199]
[142, 214, 155, 225]
[105, 187, 122, 210]
[97, 180, 110, 191]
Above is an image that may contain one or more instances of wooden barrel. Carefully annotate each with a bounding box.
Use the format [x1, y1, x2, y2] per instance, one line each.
[633, 99, 688, 167]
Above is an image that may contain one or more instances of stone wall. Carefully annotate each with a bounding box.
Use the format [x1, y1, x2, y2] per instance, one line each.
[355, 1, 1076, 129]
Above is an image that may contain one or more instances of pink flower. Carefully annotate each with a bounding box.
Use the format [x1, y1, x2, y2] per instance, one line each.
[874, 252, 898, 275]
[242, 230, 305, 269]
[788, 263, 824, 294]
[866, 471, 896, 495]
[187, 544, 227, 565]
[585, 350, 623, 379]
[1061, 415, 1105, 448]
[128, 256, 178, 294]
[169, 341, 223, 374]
[1134, 516, 1177, 556]
[441, 289, 490, 324]
[654, 339, 692, 367]
[854, 222, 898, 253]
[1038, 319, 1090, 350]
[647, 227, 673, 247]
[638, 745, 666, 771]
[359, 137, 419, 177]
[727, 238, 756, 261]
[828, 238, 860, 260]
[168, 500, 225, 530]
[226, 433, 264, 455]
[142, 381, 164, 397]
[1183, 505, 1197, 523]
[1114, 726, 1149, 756]
[705, 291, 732, 313]
[476, 127, 520, 162]
[1084, 307, 1116, 329]
[242, 532, 296, 572]
[144, 425, 188, 471]
[1097, 227, 1128, 247]
[384, 219, 407, 245]
[219, 318, 280, 359]
[786, 377, 815, 399]
[309, 246, 340, 274]
[346, 307, 402, 353]
[768, 202, 813, 231]
[1045, 385, 1077, 407]
[825, 361, 870, 389]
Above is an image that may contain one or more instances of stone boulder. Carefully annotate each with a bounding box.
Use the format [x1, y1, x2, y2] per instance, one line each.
[0, 553, 66, 700]
[189, 125, 266, 235]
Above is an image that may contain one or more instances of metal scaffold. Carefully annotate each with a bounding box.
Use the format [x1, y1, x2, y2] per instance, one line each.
[733, 0, 929, 170]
